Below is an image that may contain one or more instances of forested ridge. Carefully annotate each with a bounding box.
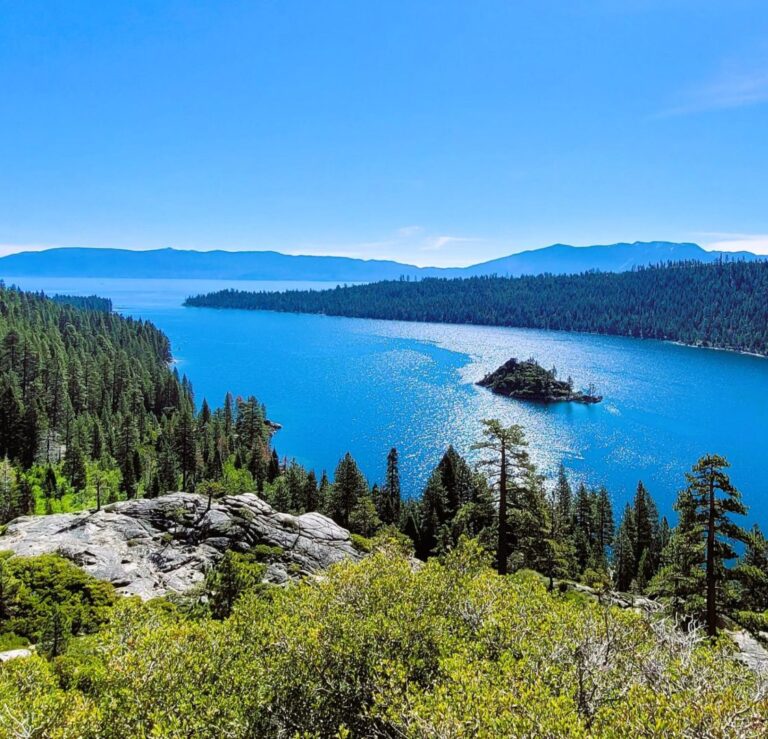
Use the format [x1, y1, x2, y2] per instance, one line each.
[186, 259, 768, 355]
[0, 283, 276, 520]
[49, 294, 113, 312]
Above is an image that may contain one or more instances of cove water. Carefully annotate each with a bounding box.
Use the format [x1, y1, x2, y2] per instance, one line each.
[8, 276, 768, 526]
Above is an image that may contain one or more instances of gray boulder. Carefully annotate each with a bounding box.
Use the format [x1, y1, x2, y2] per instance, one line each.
[0, 493, 361, 599]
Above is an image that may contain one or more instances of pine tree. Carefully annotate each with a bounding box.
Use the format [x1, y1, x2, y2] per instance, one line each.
[649, 490, 704, 618]
[267, 449, 281, 483]
[418, 470, 448, 559]
[379, 447, 402, 525]
[19, 401, 40, 468]
[174, 405, 197, 491]
[318, 470, 332, 513]
[206, 551, 245, 619]
[573, 484, 594, 572]
[472, 419, 532, 575]
[156, 431, 179, 494]
[284, 462, 307, 513]
[303, 470, 319, 512]
[735, 525, 768, 613]
[0, 459, 18, 524]
[614, 504, 637, 592]
[349, 494, 381, 537]
[689, 455, 748, 636]
[651, 456, 748, 635]
[270, 477, 291, 512]
[633, 481, 660, 585]
[553, 464, 573, 537]
[328, 453, 368, 528]
[39, 604, 71, 659]
[0, 377, 24, 461]
[593, 487, 614, 567]
[63, 436, 87, 491]
[515, 469, 553, 575]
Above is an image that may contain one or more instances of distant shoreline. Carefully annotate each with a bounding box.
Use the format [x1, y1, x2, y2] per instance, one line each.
[665, 340, 767, 360]
[186, 302, 768, 361]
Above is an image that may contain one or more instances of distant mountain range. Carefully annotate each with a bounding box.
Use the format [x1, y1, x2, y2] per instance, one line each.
[0, 242, 762, 282]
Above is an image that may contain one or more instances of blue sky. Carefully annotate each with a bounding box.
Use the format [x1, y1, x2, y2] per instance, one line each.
[0, 1, 767, 266]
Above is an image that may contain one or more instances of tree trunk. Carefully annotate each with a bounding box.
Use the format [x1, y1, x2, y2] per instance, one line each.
[706, 474, 717, 637]
[498, 444, 508, 575]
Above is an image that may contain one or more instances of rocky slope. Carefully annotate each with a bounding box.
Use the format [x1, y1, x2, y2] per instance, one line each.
[0, 493, 361, 599]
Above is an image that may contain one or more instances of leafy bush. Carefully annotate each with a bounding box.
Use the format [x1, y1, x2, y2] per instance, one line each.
[0, 632, 28, 651]
[350, 533, 373, 553]
[0, 540, 766, 737]
[248, 544, 284, 562]
[735, 610, 768, 635]
[0, 552, 116, 643]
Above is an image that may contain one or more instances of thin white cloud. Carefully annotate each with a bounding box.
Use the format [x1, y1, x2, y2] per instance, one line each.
[700, 232, 768, 255]
[421, 235, 478, 252]
[658, 66, 768, 118]
[396, 225, 424, 238]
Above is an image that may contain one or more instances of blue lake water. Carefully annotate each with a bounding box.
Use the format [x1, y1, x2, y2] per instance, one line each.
[7, 275, 768, 525]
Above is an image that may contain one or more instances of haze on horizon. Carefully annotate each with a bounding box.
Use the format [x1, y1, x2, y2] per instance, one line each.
[1, 1, 767, 266]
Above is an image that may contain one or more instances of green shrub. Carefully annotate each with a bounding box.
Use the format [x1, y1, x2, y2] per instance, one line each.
[0, 541, 766, 737]
[0, 553, 116, 643]
[0, 632, 28, 651]
[735, 610, 768, 635]
[350, 533, 373, 553]
[248, 544, 284, 562]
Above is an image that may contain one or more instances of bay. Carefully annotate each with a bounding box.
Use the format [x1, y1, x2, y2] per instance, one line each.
[7, 275, 767, 524]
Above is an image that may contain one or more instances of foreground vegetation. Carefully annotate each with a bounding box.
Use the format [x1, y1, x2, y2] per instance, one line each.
[186, 259, 768, 356]
[1, 540, 767, 737]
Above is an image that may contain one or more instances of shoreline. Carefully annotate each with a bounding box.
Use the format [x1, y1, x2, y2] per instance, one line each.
[185, 303, 768, 361]
[665, 340, 767, 360]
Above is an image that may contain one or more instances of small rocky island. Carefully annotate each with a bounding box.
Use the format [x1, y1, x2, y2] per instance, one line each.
[477, 357, 602, 403]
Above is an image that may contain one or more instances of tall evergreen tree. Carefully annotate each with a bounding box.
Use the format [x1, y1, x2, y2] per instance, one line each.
[378, 447, 402, 525]
[594, 487, 614, 566]
[689, 455, 748, 636]
[303, 470, 319, 512]
[633, 481, 660, 585]
[573, 484, 595, 572]
[327, 453, 368, 529]
[614, 504, 637, 591]
[174, 406, 197, 492]
[735, 524, 768, 613]
[652, 456, 748, 636]
[417, 469, 448, 559]
[472, 419, 532, 575]
[553, 464, 573, 537]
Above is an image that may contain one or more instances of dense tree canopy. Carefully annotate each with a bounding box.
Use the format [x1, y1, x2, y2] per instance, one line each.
[0, 284, 275, 520]
[187, 259, 768, 355]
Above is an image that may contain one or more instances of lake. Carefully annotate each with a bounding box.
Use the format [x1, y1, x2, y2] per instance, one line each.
[7, 275, 768, 525]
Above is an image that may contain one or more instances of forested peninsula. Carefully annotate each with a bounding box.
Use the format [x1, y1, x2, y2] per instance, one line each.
[0, 283, 277, 521]
[186, 260, 768, 356]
